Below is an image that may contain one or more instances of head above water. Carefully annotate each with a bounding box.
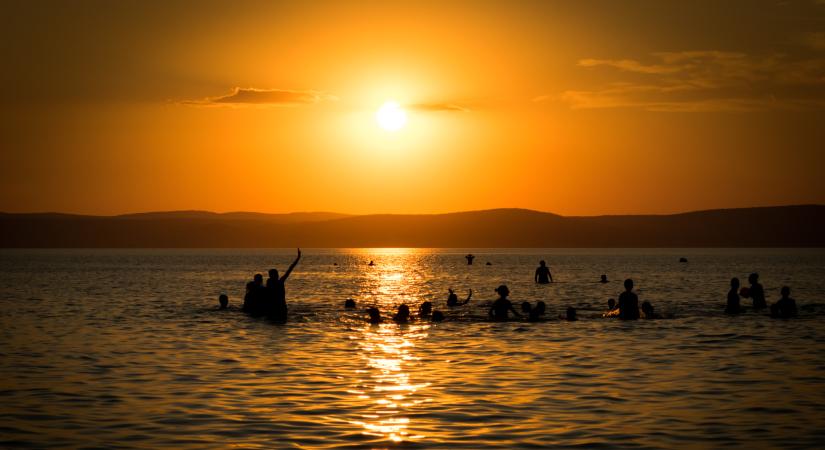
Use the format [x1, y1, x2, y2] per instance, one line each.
[749, 273, 759, 284]
[641, 301, 653, 315]
[781, 286, 790, 298]
[420, 301, 433, 315]
[600, 274, 608, 282]
[495, 284, 510, 298]
[731, 277, 740, 289]
[344, 298, 356, 309]
[566, 307, 577, 321]
[607, 298, 616, 309]
[268, 268, 279, 279]
[253, 273, 263, 284]
[539, 260, 546, 267]
[521, 301, 532, 313]
[624, 279, 634, 291]
[431, 310, 445, 322]
[219, 294, 228, 309]
[367, 307, 380, 320]
[535, 301, 546, 314]
[397, 304, 410, 318]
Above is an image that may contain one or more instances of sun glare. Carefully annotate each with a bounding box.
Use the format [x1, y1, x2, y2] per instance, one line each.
[376, 101, 407, 131]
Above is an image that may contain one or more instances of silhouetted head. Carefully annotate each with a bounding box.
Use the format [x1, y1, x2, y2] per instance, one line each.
[641, 301, 654, 317]
[748, 273, 759, 284]
[566, 307, 577, 321]
[600, 274, 608, 283]
[218, 294, 228, 309]
[431, 310, 445, 322]
[535, 301, 546, 315]
[345, 298, 356, 309]
[420, 301, 433, 316]
[486, 262, 492, 265]
[539, 260, 546, 267]
[731, 277, 740, 290]
[624, 279, 634, 291]
[253, 274, 263, 285]
[495, 285, 510, 298]
[268, 268, 279, 279]
[781, 286, 790, 298]
[521, 301, 532, 313]
[395, 304, 410, 321]
[608, 298, 616, 309]
[367, 307, 381, 323]
[448, 288, 455, 294]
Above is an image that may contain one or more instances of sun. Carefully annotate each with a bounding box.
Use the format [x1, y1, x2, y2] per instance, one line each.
[375, 101, 407, 131]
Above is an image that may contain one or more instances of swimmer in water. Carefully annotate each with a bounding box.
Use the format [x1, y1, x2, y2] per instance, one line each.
[725, 278, 744, 314]
[564, 307, 578, 321]
[641, 301, 660, 319]
[366, 307, 382, 324]
[771, 286, 797, 318]
[521, 301, 533, 314]
[368, 260, 375, 266]
[600, 274, 608, 283]
[742, 273, 766, 310]
[344, 298, 356, 309]
[607, 298, 616, 310]
[218, 294, 228, 310]
[528, 301, 546, 321]
[393, 304, 411, 323]
[419, 301, 433, 318]
[617, 279, 640, 320]
[265, 248, 301, 322]
[489, 285, 520, 321]
[465, 254, 475, 265]
[447, 288, 472, 307]
[431, 310, 445, 322]
[535, 260, 554, 284]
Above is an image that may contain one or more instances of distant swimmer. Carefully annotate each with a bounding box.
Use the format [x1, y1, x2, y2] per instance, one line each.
[600, 274, 609, 283]
[741, 273, 767, 310]
[486, 262, 492, 266]
[218, 294, 229, 310]
[607, 298, 616, 310]
[564, 307, 578, 321]
[393, 304, 411, 323]
[641, 301, 660, 319]
[447, 288, 472, 307]
[265, 248, 302, 322]
[419, 301, 433, 318]
[367, 307, 382, 324]
[535, 260, 553, 284]
[528, 301, 546, 322]
[617, 279, 640, 320]
[725, 277, 744, 314]
[771, 286, 797, 318]
[465, 254, 475, 265]
[489, 285, 520, 321]
[679, 257, 688, 263]
[368, 260, 375, 266]
[345, 298, 356, 309]
[521, 301, 533, 314]
[431, 310, 445, 322]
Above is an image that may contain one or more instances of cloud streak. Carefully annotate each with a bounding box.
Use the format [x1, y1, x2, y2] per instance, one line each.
[184, 87, 336, 106]
[549, 51, 825, 112]
[407, 102, 469, 112]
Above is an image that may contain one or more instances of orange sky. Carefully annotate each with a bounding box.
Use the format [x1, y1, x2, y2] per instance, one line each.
[1, 0, 824, 216]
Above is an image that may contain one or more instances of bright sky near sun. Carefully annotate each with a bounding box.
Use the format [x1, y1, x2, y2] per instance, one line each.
[1, 0, 824, 215]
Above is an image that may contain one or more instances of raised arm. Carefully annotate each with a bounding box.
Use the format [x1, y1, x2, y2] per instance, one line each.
[280, 248, 302, 282]
[460, 289, 473, 305]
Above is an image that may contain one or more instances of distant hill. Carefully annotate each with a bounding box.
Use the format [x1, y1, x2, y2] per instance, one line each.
[1, 206, 823, 248]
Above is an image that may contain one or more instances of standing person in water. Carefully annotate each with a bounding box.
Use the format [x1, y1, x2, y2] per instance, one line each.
[447, 288, 473, 307]
[742, 273, 767, 310]
[465, 254, 475, 265]
[617, 278, 640, 320]
[489, 285, 520, 321]
[535, 260, 553, 284]
[265, 248, 302, 322]
[725, 277, 744, 314]
[772, 286, 797, 318]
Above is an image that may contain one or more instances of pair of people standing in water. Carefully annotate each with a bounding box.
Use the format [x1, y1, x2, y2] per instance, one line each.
[242, 248, 301, 321]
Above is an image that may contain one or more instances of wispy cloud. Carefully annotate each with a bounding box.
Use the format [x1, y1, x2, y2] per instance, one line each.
[184, 87, 337, 106]
[548, 51, 825, 112]
[407, 102, 469, 112]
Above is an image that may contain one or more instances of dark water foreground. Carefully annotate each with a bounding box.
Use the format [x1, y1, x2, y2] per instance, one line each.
[1, 249, 824, 449]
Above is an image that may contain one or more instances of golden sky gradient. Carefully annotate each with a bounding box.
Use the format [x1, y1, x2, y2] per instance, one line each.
[1, 0, 824, 215]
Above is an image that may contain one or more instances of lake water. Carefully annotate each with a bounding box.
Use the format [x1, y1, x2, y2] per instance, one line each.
[1, 248, 824, 449]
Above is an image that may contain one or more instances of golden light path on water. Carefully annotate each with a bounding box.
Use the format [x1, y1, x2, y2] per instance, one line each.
[348, 249, 432, 443]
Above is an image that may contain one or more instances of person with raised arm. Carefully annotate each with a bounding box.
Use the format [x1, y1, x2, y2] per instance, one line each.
[265, 248, 302, 322]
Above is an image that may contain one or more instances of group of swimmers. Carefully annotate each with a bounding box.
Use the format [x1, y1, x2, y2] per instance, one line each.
[218, 254, 799, 323]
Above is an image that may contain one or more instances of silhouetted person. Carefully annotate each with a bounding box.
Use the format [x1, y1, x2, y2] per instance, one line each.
[345, 298, 356, 309]
[617, 279, 639, 320]
[489, 285, 519, 321]
[725, 277, 744, 314]
[521, 301, 533, 314]
[772, 286, 797, 318]
[265, 248, 302, 322]
[431, 310, 445, 322]
[242, 281, 255, 313]
[679, 257, 688, 263]
[243, 274, 266, 316]
[367, 307, 382, 324]
[465, 254, 475, 265]
[218, 294, 229, 310]
[565, 307, 578, 321]
[447, 288, 472, 307]
[419, 301, 433, 318]
[742, 273, 766, 310]
[393, 304, 411, 323]
[535, 260, 553, 284]
[641, 301, 660, 319]
[528, 301, 546, 321]
[600, 274, 608, 283]
[368, 260, 375, 266]
[607, 298, 616, 310]
[486, 262, 492, 266]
